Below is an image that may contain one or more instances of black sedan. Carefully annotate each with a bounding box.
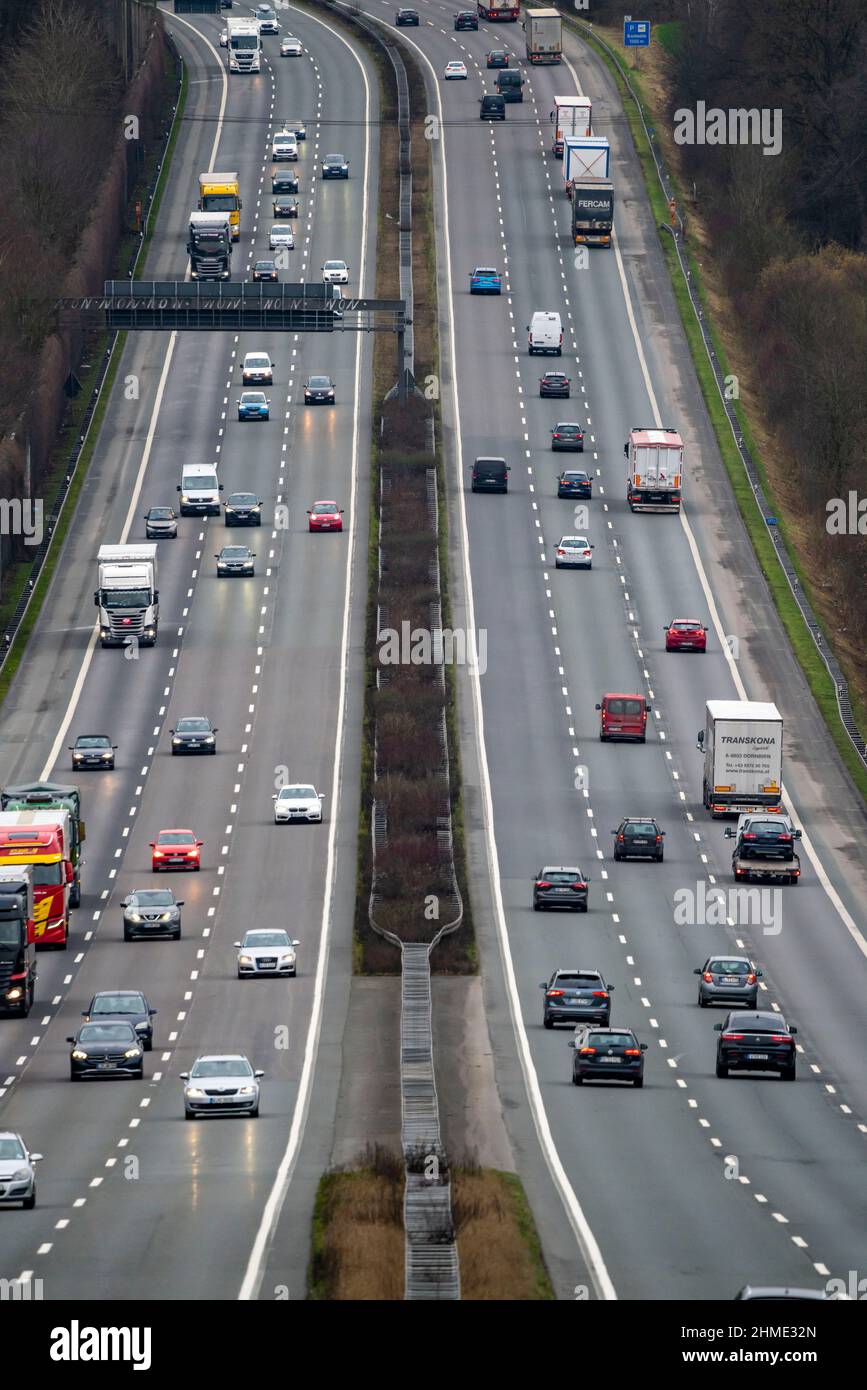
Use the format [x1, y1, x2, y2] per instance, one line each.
[454, 10, 478, 28]
[304, 374, 336, 404]
[570, 1026, 647, 1086]
[143, 505, 178, 538]
[273, 195, 299, 218]
[216, 545, 256, 577]
[541, 970, 612, 1029]
[224, 492, 262, 526]
[252, 260, 279, 282]
[171, 716, 217, 755]
[557, 469, 592, 498]
[533, 865, 588, 912]
[83, 990, 157, 1051]
[551, 423, 584, 452]
[487, 49, 509, 67]
[540, 371, 571, 399]
[272, 171, 299, 194]
[69, 734, 117, 770]
[395, 8, 419, 23]
[714, 1011, 797, 1080]
[68, 1021, 144, 1080]
[121, 889, 183, 942]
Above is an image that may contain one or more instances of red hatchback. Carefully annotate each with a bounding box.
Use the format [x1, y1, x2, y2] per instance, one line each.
[150, 829, 203, 872]
[307, 500, 344, 533]
[595, 693, 651, 742]
[664, 618, 707, 652]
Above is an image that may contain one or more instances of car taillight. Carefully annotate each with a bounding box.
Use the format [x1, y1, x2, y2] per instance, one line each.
[579, 1047, 596, 1055]
[769, 1035, 790, 1043]
[536, 880, 551, 889]
[571, 881, 585, 890]
[779, 833, 792, 841]
[744, 833, 756, 840]
[723, 1033, 744, 1041]
[623, 1048, 641, 1056]
[617, 834, 624, 842]
[583, 550, 591, 557]
[591, 991, 608, 999]
[547, 990, 564, 998]
[656, 835, 662, 842]
[553, 433, 561, 439]
[702, 972, 713, 983]
[557, 549, 565, 556]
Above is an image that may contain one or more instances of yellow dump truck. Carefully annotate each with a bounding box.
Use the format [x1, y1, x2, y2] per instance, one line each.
[198, 172, 241, 241]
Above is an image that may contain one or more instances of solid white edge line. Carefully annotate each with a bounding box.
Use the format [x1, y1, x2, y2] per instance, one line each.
[39, 21, 229, 781]
[389, 19, 617, 1301]
[610, 158, 867, 960]
[237, 8, 371, 1300]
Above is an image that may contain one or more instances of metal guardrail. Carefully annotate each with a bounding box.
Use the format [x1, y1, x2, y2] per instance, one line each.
[0, 31, 184, 670]
[567, 17, 867, 771]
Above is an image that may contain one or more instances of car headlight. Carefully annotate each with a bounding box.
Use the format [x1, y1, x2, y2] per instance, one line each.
[125, 1048, 143, 1059]
[279, 953, 296, 964]
[73, 752, 83, 760]
[186, 1087, 205, 1098]
[72, 1049, 88, 1060]
[238, 1085, 256, 1096]
[127, 912, 143, 923]
[173, 737, 182, 744]
[12, 1167, 31, 1181]
[135, 1022, 149, 1031]
[180, 494, 189, 503]
[102, 751, 113, 759]
[238, 954, 253, 965]
[204, 735, 215, 743]
[158, 913, 171, 922]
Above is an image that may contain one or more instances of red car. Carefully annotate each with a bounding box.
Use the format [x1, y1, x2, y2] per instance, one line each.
[150, 829, 203, 872]
[664, 618, 707, 653]
[307, 500, 344, 533]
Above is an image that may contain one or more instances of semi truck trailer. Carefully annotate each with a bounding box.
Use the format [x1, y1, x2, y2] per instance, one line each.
[697, 701, 784, 817]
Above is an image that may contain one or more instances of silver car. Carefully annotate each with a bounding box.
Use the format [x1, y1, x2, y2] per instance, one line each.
[234, 928, 300, 977]
[181, 1054, 263, 1119]
[695, 955, 762, 1009]
[0, 1131, 42, 1209]
[143, 506, 178, 538]
[269, 223, 295, 251]
[554, 535, 594, 569]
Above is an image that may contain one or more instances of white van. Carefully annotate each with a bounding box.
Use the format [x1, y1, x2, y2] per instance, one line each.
[177, 464, 223, 517]
[527, 311, 563, 356]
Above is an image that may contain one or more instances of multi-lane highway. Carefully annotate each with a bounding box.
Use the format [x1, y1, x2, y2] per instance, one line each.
[1, 0, 865, 1305]
[0, 7, 376, 1299]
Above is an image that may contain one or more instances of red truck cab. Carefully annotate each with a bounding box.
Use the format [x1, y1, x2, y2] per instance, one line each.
[595, 693, 651, 743]
[0, 811, 72, 948]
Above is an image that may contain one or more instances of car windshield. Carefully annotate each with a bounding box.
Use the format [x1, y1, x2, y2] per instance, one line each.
[314, 504, 336, 514]
[229, 494, 257, 505]
[177, 719, 210, 733]
[749, 821, 783, 834]
[246, 355, 269, 367]
[244, 932, 290, 947]
[626, 823, 657, 836]
[587, 1034, 635, 1048]
[710, 960, 750, 974]
[79, 1023, 136, 1043]
[221, 547, 250, 559]
[92, 994, 145, 1014]
[563, 472, 587, 481]
[558, 425, 581, 434]
[474, 268, 496, 276]
[608, 699, 642, 716]
[31, 863, 63, 887]
[562, 538, 588, 548]
[324, 157, 343, 165]
[182, 474, 217, 490]
[740, 1018, 779, 1032]
[324, 261, 344, 270]
[543, 870, 581, 883]
[131, 891, 174, 907]
[0, 1137, 25, 1160]
[76, 736, 110, 748]
[308, 376, 331, 387]
[191, 1059, 253, 1079]
[158, 832, 195, 845]
[101, 589, 150, 609]
[556, 974, 600, 987]
[673, 621, 701, 629]
[256, 262, 275, 269]
[242, 393, 267, 403]
[147, 509, 173, 520]
[278, 786, 316, 799]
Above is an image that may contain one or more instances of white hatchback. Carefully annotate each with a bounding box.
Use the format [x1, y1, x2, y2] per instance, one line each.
[269, 223, 295, 250]
[322, 259, 349, 284]
[555, 535, 594, 569]
[281, 36, 302, 56]
[444, 60, 468, 79]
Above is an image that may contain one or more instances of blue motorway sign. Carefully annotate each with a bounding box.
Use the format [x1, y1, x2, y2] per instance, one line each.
[623, 19, 651, 47]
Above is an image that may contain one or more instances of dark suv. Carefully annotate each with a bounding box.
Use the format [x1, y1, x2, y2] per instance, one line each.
[454, 10, 478, 28]
[725, 813, 801, 861]
[395, 8, 419, 23]
[495, 69, 524, 102]
[471, 456, 509, 493]
[612, 818, 665, 862]
[541, 970, 612, 1028]
[533, 865, 589, 912]
[570, 1026, 647, 1086]
[714, 1010, 797, 1080]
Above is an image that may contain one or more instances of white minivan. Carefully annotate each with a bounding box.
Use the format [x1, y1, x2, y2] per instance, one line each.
[177, 464, 223, 517]
[527, 311, 563, 356]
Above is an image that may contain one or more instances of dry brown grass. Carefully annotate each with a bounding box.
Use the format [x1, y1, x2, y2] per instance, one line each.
[454, 1170, 553, 1300]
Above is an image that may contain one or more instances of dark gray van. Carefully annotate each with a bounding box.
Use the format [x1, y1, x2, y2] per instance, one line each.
[479, 93, 506, 121]
[495, 70, 523, 102]
[471, 457, 509, 493]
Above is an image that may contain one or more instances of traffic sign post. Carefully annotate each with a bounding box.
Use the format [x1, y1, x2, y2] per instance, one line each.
[623, 17, 650, 67]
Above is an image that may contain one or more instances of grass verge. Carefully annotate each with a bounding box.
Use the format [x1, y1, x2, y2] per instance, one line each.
[562, 14, 867, 803]
[0, 41, 186, 709]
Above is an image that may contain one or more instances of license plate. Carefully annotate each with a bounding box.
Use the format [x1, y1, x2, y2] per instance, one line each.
[747, 1053, 769, 1060]
[575, 998, 593, 1006]
[98, 1062, 116, 1070]
[721, 977, 741, 985]
[599, 1056, 621, 1064]
[632, 839, 648, 846]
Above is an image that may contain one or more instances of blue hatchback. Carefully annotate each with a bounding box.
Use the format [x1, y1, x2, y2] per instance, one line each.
[237, 390, 270, 421]
[470, 266, 502, 295]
